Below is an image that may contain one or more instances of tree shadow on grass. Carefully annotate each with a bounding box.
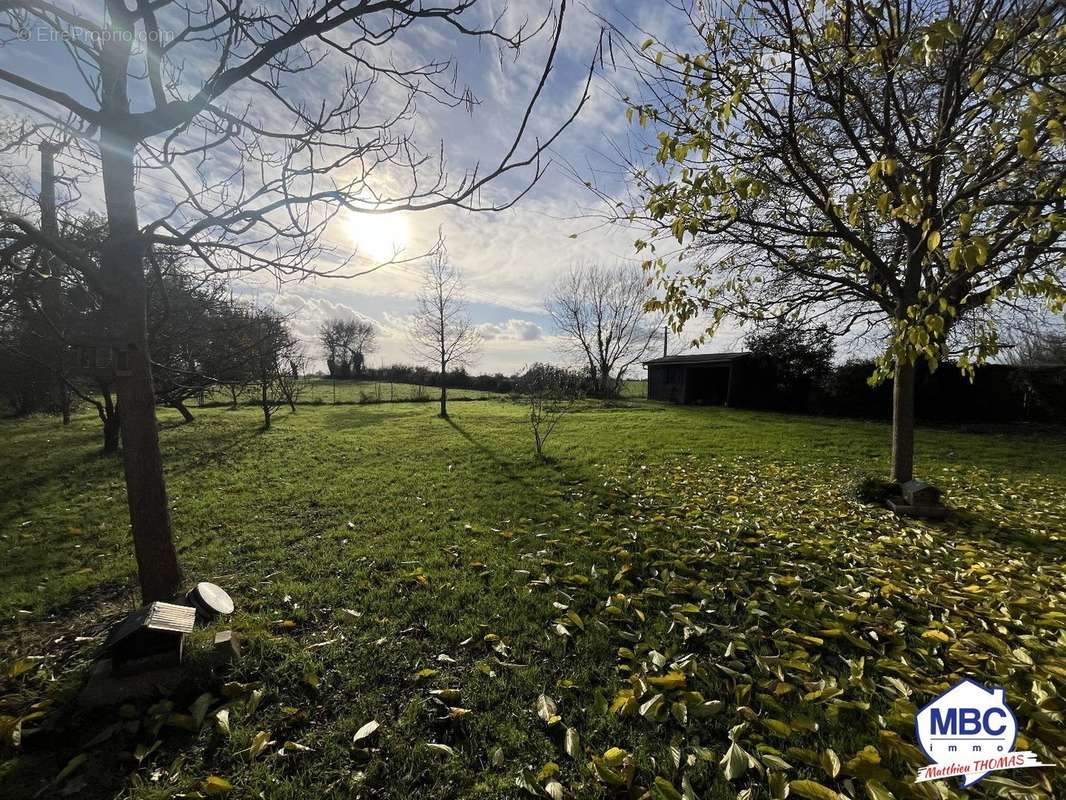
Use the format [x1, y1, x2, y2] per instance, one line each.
[940, 508, 1066, 558]
[318, 404, 427, 431]
[0, 442, 129, 534]
[8, 578, 134, 656]
[443, 416, 590, 499]
[161, 423, 262, 472]
[158, 418, 194, 431]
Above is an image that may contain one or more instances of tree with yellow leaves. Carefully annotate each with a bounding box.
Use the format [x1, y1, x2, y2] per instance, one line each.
[620, 0, 1064, 482]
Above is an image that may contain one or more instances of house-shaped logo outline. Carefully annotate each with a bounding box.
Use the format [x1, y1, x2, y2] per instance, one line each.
[914, 678, 1018, 787]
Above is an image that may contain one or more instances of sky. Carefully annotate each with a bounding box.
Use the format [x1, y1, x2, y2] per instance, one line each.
[0, 0, 748, 374]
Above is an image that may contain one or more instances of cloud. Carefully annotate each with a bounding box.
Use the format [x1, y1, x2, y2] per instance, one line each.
[4, 1, 753, 376]
[478, 318, 545, 341]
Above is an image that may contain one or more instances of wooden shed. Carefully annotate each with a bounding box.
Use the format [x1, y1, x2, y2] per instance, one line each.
[644, 352, 750, 405]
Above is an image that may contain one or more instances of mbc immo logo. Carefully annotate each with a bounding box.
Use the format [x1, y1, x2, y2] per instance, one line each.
[915, 679, 1052, 786]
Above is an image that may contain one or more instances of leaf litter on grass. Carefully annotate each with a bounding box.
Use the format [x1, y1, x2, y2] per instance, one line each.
[510, 455, 1064, 799]
[3, 434, 1064, 799]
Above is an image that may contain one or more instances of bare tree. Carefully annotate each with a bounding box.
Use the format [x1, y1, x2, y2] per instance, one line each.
[1003, 324, 1066, 367]
[409, 250, 481, 418]
[348, 320, 377, 378]
[0, 0, 594, 601]
[546, 263, 659, 397]
[319, 318, 356, 379]
[201, 298, 260, 410]
[518, 363, 583, 459]
[3, 213, 264, 442]
[1000, 317, 1066, 420]
[278, 342, 311, 412]
[147, 252, 237, 423]
[248, 308, 298, 430]
[319, 317, 376, 378]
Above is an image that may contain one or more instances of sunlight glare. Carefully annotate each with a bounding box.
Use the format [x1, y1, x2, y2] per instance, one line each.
[346, 211, 410, 263]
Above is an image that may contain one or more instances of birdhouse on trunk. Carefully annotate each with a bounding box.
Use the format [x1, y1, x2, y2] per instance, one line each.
[70, 336, 133, 379]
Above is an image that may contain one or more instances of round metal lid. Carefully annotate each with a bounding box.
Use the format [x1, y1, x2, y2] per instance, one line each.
[193, 581, 234, 615]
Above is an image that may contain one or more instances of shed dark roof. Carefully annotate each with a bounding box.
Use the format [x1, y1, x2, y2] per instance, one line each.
[643, 352, 749, 367]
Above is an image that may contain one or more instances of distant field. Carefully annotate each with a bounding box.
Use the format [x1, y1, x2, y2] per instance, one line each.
[199, 377, 644, 406]
[199, 377, 499, 407]
[2, 400, 1063, 799]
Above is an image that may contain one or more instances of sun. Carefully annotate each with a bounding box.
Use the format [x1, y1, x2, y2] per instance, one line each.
[345, 211, 410, 263]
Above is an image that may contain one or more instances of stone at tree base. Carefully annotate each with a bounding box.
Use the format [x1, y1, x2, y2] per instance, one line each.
[886, 496, 950, 519]
[901, 479, 942, 507]
[888, 478, 948, 518]
[78, 658, 182, 708]
[212, 630, 241, 662]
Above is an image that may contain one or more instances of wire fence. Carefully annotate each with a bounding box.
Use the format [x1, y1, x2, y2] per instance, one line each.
[197, 378, 499, 408]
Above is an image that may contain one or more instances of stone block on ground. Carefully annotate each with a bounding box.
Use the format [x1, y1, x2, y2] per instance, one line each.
[212, 630, 241, 662]
[78, 658, 182, 708]
[887, 497, 950, 519]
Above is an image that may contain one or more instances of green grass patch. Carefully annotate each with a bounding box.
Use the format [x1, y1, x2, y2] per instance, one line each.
[620, 379, 647, 399]
[1, 400, 1063, 798]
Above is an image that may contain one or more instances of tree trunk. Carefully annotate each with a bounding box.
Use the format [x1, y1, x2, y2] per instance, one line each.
[103, 411, 121, 454]
[100, 126, 182, 603]
[101, 382, 120, 453]
[261, 380, 271, 429]
[39, 143, 69, 425]
[891, 358, 916, 484]
[173, 401, 194, 423]
[439, 356, 448, 418]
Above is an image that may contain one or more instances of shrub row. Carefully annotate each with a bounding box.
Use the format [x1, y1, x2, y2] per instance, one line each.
[752, 360, 1066, 424]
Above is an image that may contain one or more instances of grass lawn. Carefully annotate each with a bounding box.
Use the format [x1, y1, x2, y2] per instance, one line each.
[620, 379, 647, 399]
[1, 398, 1064, 799]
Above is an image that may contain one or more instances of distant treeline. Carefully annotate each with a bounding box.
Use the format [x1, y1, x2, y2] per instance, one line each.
[821, 361, 1066, 424]
[344, 364, 517, 395]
